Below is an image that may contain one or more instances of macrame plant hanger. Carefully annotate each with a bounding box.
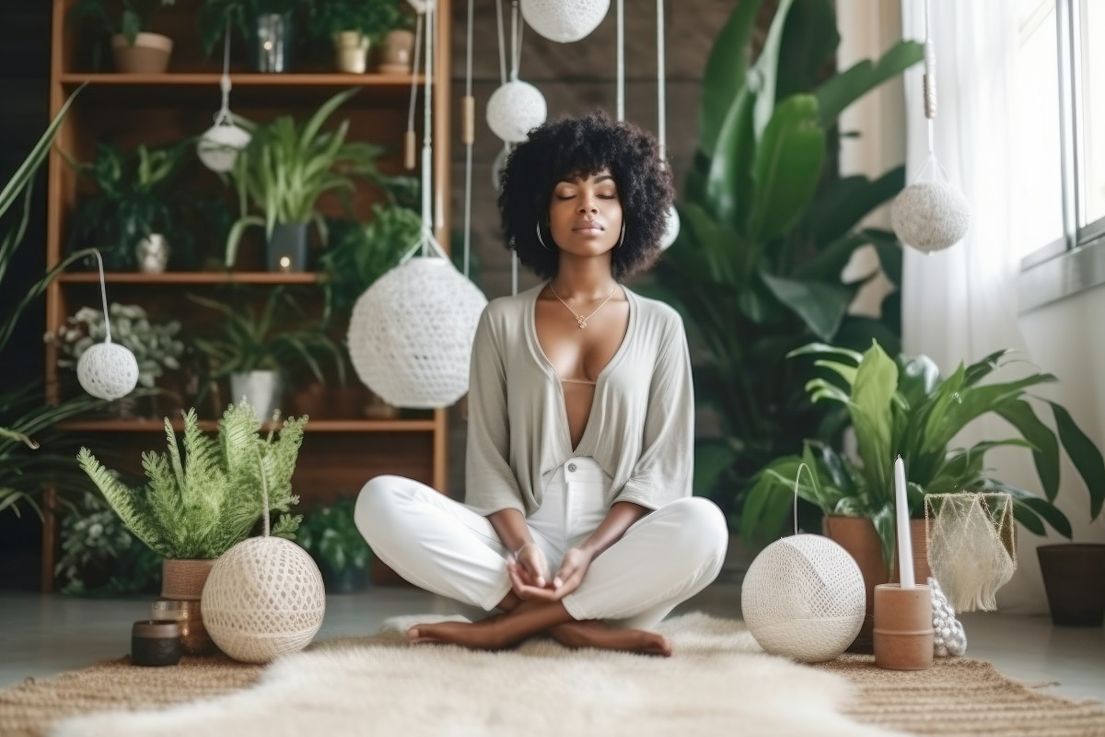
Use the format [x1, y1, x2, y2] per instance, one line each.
[197, 19, 251, 173]
[74, 249, 139, 401]
[498, 0, 523, 297]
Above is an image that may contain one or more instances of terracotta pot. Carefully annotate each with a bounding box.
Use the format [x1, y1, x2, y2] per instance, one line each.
[379, 29, 414, 74]
[822, 516, 930, 653]
[1038, 544, 1105, 626]
[111, 32, 173, 73]
[161, 558, 215, 600]
[290, 382, 328, 417]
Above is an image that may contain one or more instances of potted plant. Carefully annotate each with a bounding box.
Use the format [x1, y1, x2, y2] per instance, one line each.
[190, 287, 346, 421]
[76, 402, 305, 602]
[45, 303, 185, 417]
[65, 141, 193, 271]
[224, 88, 385, 272]
[297, 497, 372, 593]
[308, 0, 410, 74]
[70, 0, 177, 73]
[198, 0, 306, 73]
[744, 341, 1105, 634]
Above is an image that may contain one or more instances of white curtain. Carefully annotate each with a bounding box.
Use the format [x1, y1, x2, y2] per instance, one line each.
[899, 0, 1049, 612]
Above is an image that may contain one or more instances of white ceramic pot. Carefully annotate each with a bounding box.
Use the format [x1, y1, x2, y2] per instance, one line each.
[111, 32, 173, 74]
[229, 371, 283, 422]
[136, 233, 170, 273]
[333, 31, 370, 74]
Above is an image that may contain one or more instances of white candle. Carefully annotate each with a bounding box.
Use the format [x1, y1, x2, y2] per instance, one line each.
[894, 455, 915, 588]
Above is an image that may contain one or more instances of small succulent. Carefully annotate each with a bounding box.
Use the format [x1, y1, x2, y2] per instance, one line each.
[46, 303, 184, 389]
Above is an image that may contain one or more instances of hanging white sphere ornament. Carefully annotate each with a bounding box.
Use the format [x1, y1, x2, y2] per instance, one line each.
[201, 535, 325, 663]
[197, 122, 251, 174]
[486, 80, 547, 143]
[77, 341, 139, 401]
[741, 534, 866, 663]
[347, 241, 488, 408]
[890, 164, 970, 253]
[659, 204, 680, 250]
[521, 0, 609, 42]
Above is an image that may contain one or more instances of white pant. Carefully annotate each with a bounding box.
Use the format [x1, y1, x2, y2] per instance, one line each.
[354, 456, 729, 630]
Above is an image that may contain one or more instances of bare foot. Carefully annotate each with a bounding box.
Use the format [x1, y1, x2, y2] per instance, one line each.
[553, 621, 672, 657]
[407, 619, 510, 650]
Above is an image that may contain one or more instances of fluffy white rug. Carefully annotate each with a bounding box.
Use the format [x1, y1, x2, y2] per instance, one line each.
[52, 612, 903, 737]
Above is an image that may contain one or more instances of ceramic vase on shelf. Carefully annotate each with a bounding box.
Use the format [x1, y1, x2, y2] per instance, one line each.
[252, 13, 293, 72]
[378, 29, 414, 74]
[111, 33, 173, 73]
[333, 31, 370, 73]
[136, 234, 170, 273]
[267, 222, 309, 271]
[230, 370, 282, 422]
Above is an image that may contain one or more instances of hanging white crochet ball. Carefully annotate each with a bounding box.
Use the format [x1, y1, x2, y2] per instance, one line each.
[741, 534, 866, 663]
[521, 0, 609, 42]
[201, 536, 326, 664]
[197, 122, 251, 173]
[348, 255, 488, 408]
[890, 180, 970, 253]
[76, 341, 139, 401]
[486, 80, 547, 143]
[659, 205, 680, 250]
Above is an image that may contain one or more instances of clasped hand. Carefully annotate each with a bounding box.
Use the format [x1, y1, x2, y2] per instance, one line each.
[507, 543, 592, 601]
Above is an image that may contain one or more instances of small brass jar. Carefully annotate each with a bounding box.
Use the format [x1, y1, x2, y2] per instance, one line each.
[131, 620, 182, 667]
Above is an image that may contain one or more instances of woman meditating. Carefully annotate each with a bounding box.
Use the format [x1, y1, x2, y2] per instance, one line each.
[355, 110, 728, 657]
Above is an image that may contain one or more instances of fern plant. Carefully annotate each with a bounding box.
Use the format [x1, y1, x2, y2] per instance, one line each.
[76, 402, 304, 559]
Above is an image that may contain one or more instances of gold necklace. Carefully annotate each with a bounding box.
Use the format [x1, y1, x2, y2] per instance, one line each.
[547, 281, 619, 329]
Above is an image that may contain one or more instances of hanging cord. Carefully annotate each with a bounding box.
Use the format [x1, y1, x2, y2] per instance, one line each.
[461, 0, 474, 279]
[510, 0, 524, 80]
[656, 0, 666, 161]
[420, 0, 434, 255]
[616, 0, 625, 121]
[215, 18, 233, 125]
[92, 249, 113, 344]
[922, 0, 936, 154]
[404, 13, 424, 170]
[495, 0, 507, 85]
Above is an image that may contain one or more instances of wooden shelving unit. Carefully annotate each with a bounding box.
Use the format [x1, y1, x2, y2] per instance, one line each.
[41, 0, 453, 591]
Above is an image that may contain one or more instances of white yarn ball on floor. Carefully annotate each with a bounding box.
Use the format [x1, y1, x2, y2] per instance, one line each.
[521, 0, 609, 42]
[890, 180, 970, 253]
[201, 536, 325, 664]
[741, 534, 866, 663]
[486, 80, 547, 143]
[660, 205, 680, 250]
[347, 256, 488, 408]
[76, 342, 139, 400]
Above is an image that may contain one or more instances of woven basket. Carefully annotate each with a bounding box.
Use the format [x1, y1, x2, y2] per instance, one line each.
[161, 558, 216, 600]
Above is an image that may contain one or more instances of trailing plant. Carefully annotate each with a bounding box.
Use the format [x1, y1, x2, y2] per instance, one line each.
[56, 490, 163, 597]
[644, 0, 923, 520]
[318, 204, 421, 323]
[46, 303, 184, 389]
[190, 287, 346, 385]
[742, 341, 1105, 569]
[297, 497, 372, 576]
[76, 402, 305, 559]
[224, 88, 386, 267]
[69, 0, 176, 67]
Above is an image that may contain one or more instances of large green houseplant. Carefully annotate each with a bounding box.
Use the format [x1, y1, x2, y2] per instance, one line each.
[77, 402, 305, 597]
[742, 341, 1105, 571]
[224, 87, 384, 271]
[646, 0, 922, 520]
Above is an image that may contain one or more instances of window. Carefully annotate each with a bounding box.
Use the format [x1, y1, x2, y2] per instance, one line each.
[1078, 0, 1105, 228]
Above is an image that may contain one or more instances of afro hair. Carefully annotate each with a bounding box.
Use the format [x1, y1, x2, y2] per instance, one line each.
[497, 109, 674, 281]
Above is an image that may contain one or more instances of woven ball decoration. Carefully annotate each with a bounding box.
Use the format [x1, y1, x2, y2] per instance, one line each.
[741, 534, 866, 663]
[521, 0, 609, 42]
[76, 341, 139, 401]
[201, 536, 325, 664]
[197, 122, 251, 173]
[890, 180, 970, 253]
[486, 81, 547, 143]
[659, 205, 680, 251]
[347, 257, 488, 408]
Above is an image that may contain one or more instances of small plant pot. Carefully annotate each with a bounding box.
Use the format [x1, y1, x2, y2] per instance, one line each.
[333, 31, 370, 73]
[267, 222, 309, 272]
[136, 233, 170, 273]
[379, 29, 414, 74]
[161, 558, 215, 600]
[1038, 543, 1105, 626]
[252, 13, 293, 72]
[230, 371, 283, 422]
[111, 32, 173, 74]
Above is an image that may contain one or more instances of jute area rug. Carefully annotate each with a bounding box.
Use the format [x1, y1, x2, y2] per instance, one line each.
[0, 612, 1100, 737]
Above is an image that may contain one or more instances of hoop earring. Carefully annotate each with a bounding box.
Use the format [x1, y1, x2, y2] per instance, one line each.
[536, 220, 555, 251]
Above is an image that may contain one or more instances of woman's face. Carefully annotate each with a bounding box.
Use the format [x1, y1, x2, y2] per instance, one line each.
[546, 168, 623, 255]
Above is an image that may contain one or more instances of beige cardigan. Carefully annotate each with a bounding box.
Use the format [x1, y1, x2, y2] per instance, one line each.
[464, 280, 695, 517]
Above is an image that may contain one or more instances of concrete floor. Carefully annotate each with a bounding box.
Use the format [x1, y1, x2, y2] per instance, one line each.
[1, 581, 1103, 704]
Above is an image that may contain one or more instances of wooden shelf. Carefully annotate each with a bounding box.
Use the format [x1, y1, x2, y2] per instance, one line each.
[56, 418, 436, 433]
[58, 272, 322, 285]
[60, 72, 424, 87]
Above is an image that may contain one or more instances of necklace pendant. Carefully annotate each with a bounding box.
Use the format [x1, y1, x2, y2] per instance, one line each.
[576, 317, 587, 329]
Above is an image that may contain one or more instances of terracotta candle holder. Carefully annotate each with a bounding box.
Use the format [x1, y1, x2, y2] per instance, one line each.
[873, 583, 934, 671]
